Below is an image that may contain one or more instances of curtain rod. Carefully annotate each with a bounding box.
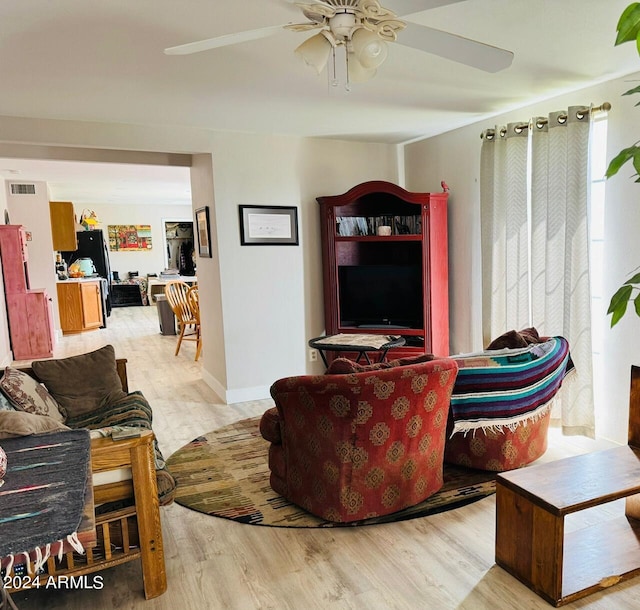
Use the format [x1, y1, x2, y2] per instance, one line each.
[480, 102, 611, 140]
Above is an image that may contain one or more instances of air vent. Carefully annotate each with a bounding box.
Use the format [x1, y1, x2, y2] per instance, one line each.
[10, 183, 36, 195]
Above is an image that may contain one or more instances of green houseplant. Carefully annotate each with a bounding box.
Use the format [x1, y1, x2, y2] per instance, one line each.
[607, 3, 640, 326]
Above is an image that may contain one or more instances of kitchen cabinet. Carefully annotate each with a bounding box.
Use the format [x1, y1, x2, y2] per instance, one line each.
[57, 280, 103, 334]
[50, 201, 77, 251]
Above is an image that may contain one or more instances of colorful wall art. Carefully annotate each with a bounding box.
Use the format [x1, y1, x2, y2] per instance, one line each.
[108, 225, 153, 251]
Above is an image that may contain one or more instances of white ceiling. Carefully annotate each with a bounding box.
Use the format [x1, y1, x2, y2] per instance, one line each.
[0, 159, 192, 207]
[0, 0, 638, 204]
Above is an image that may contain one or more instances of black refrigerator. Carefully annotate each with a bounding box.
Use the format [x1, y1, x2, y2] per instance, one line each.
[61, 229, 112, 324]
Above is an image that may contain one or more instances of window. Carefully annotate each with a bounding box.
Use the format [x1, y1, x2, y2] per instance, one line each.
[590, 115, 608, 416]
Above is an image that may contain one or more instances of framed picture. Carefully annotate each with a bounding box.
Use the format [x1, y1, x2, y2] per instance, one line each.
[107, 225, 153, 251]
[239, 205, 299, 246]
[195, 206, 212, 258]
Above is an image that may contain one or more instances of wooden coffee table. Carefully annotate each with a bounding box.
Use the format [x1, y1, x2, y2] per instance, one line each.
[495, 365, 640, 606]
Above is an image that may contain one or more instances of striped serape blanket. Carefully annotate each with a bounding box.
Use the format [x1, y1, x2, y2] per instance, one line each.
[450, 336, 573, 434]
[0, 429, 93, 575]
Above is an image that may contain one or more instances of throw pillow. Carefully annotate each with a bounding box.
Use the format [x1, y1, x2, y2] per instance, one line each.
[325, 358, 393, 374]
[486, 327, 543, 350]
[0, 367, 66, 423]
[386, 353, 436, 367]
[325, 358, 360, 374]
[31, 345, 127, 418]
[519, 327, 542, 344]
[0, 410, 70, 439]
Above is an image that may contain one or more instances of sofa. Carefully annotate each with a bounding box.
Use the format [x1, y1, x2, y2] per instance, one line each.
[261, 355, 459, 523]
[0, 344, 174, 599]
[444, 331, 573, 471]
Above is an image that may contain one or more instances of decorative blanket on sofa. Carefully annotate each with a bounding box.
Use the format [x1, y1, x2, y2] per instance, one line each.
[450, 336, 573, 434]
[66, 392, 176, 506]
[0, 430, 93, 573]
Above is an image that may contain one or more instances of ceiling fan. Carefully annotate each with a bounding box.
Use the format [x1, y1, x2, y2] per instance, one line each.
[164, 0, 514, 83]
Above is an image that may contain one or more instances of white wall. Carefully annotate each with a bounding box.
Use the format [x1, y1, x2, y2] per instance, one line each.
[190, 153, 227, 394]
[404, 128, 482, 356]
[404, 73, 640, 444]
[208, 132, 399, 402]
[85, 203, 192, 279]
[0, 117, 399, 405]
[5, 180, 60, 335]
[299, 138, 400, 362]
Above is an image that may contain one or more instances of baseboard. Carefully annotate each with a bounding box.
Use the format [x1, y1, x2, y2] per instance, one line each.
[200, 368, 227, 402]
[200, 368, 270, 405]
[225, 384, 271, 405]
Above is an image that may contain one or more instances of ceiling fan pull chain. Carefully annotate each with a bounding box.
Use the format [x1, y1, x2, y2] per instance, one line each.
[331, 46, 339, 87]
[345, 52, 352, 92]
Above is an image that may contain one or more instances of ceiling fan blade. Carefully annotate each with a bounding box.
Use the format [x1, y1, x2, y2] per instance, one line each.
[384, 0, 467, 15]
[396, 22, 513, 72]
[164, 24, 287, 55]
[297, 2, 337, 21]
[285, 22, 324, 33]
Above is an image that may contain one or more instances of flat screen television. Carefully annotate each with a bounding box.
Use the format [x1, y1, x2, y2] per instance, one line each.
[338, 265, 423, 329]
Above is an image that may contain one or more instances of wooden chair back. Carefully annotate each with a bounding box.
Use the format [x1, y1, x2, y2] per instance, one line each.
[186, 285, 199, 324]
[164, 281, 195, 324]
[186, 285, 202, 360]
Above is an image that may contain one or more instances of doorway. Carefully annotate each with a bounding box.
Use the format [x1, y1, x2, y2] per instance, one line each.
[163, 219, 196, 276]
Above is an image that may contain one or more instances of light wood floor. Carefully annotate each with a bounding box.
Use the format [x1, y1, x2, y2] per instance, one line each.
[11, 306, 640, 609]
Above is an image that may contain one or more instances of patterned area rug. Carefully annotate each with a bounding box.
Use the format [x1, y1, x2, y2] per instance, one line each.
[166, 417, 497, 528]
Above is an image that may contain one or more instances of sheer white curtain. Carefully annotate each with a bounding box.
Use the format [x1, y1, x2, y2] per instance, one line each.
[530, 107, 595, 437]
[480, 123, 529, 347]
[480, 107, 595, 437]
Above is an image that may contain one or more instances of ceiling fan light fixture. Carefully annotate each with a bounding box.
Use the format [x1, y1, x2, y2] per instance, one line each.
[294, 32, 333, 74]
[329, 11, 358, 40]
[351, 27, 388, 69]
[347, 52, 377, 83]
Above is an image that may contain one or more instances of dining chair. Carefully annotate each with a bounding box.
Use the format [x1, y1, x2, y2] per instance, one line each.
[163, 281, 200, 360]
[186, 285, 202, 361]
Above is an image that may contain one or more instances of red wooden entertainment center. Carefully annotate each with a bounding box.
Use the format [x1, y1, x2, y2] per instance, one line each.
[317, 181, 449, 359]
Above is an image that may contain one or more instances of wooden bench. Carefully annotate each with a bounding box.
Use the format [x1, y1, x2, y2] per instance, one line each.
[3, 359, 166, 600]
[495, 366, 640, 606]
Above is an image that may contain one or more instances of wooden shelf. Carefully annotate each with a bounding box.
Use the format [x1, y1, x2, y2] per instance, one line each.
[338, 326, 424, 336]
[0, 225, 54, 359]
[335, 235, 423, 242]
[562, 515, 640, 603]
[317, 181, 449, 359]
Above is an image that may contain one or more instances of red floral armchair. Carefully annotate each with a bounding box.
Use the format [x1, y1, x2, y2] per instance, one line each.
[260, 358, 459, 523]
